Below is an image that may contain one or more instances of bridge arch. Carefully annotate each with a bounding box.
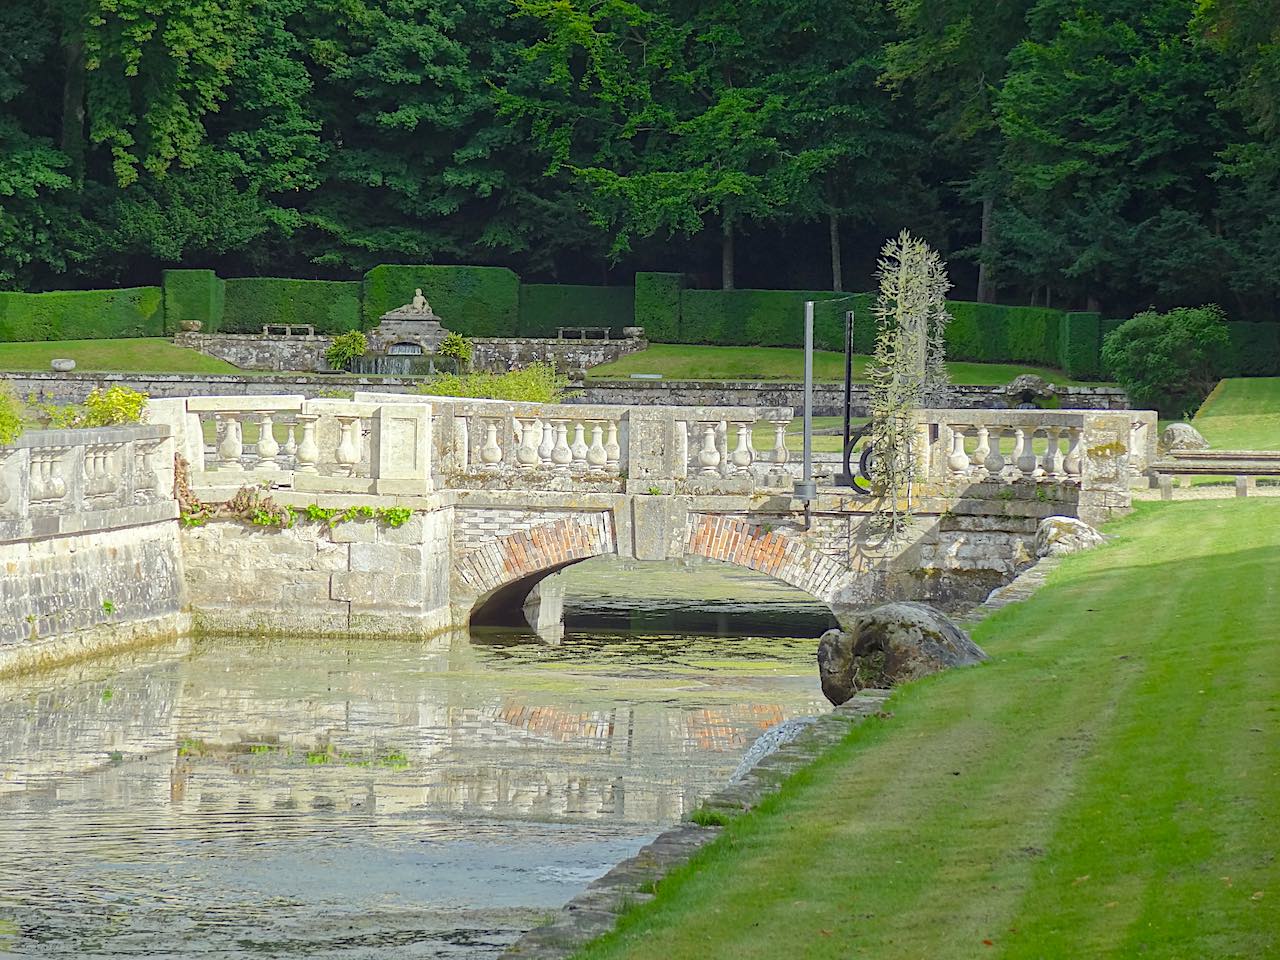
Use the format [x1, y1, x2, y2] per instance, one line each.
[685, 514, 856, 606]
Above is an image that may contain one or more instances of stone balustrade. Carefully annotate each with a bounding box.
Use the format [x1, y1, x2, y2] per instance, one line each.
[0, 424, 176, 543]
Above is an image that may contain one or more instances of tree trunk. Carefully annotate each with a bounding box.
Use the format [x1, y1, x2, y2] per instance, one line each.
[829, 211, 842, 291]
[1086, 293, 1100, 313]
[61, 34, 86, 180]
[976, 193, 994, 302]
[721, 215, 735, 290]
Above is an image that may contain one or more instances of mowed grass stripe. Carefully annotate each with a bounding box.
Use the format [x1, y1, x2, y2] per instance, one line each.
[575, 501, 1280, 960]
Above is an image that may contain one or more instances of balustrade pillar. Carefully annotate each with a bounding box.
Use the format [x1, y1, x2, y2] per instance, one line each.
[570, 421, 589, 472]
[1063, 427, 1083, 480]
[1013, 428, 1037, 479]
[586, 422, 608, 472]
[516, 418, 541, 469]
[729, 422, 753, 474]
[215, 413, 244, 470]
[769, 419, 790, 465]
[947, 424, 971, 476]
[256, 411, 280, 470]
[333, 415, 362, 476]
[1041, 427, 1065, 479]
[982, 427, 1006, 478]
[295, 415, 320, 474]
[697, 423, 721, 476]
[604, 421, 621, 475]
[551, 420, 572, 471]
[479, 419, 503, 470]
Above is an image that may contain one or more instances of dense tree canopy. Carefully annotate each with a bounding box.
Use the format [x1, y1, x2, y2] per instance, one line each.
[0, 0, 1276, 320]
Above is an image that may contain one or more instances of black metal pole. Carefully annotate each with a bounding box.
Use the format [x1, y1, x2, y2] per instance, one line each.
[842, 308, 854, 458]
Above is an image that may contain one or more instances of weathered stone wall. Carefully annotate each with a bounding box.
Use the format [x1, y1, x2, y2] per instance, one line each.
[574, 379, 1129, 416]
[0, 423, 187, 675]
[169, 331, 646, 376]
[174, 331, 338, 372]
[6, 369, 1129, 416]
[471, 335, 646, 374]
[180, 509, 454, 637]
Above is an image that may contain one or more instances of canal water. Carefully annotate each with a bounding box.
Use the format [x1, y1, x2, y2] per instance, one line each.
[0, 559, 834, 958]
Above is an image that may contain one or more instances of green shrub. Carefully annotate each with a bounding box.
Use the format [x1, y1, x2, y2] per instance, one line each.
[0, 382, 25, 443]
[80, 386, 148, 426]
[222, 278, 361, 334]
[679, 289, 860, 349]
[362, 265, 519, 335]
[943, 301, 1062, 366]
[437, 331, 473, 366]
[0, 286, 164, 341]
[324, 330, 368, 370]
[517, 284, 634, 337]
[634, 272, 683, 341]
[162, 269, 223, 334]
[1101, 305, 1231, 416]
[1058, 311, 1103, 380]
[418, 362, 572, 403]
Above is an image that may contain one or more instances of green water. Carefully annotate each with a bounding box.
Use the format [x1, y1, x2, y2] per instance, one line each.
[0, 559, 832, 958]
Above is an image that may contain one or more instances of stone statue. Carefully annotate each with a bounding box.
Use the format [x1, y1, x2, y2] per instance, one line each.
[412, 288, 430, 313]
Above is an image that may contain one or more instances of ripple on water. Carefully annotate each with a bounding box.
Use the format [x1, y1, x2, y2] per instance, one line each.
[0, 614, 828, 958]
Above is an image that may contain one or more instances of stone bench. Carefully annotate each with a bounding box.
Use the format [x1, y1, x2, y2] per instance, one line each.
[1150, 450, 1280, 498]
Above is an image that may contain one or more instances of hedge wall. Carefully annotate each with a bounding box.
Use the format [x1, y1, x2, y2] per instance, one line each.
[362, 265, 519, 336]
[222, 278, 361, 334]
[678, 288, 864, 350]
[944, 301, 1062, 367]
[162, 269, 224, 334]
[0, 286, 164, 341]
[1058, 311, 1102, 379]
[634, 272, 683, 342]
[517, 284, 634, 337]
[1224, 321, 1280, 376]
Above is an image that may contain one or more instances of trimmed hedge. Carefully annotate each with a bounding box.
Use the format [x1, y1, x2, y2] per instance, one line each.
[679, 289, 863, 350]
[222, 278, 362, 334]
[634, 272, 684, 342]
[517, 284, 634, 337]
[163, 269, 224, 334]
[1224, 321, 1280, 376]
[0, 286, 164, 341]
[362, 265, 519, 336]
[1058, 311, 1102, 380]
[944, 301, 1062, 367]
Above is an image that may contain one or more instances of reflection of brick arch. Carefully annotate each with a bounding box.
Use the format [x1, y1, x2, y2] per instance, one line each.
[686, 515, 852, 604]
[455, 513, 615, 600]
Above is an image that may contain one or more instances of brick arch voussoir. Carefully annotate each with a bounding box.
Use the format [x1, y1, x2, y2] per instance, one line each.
[455, 513, 616, 601]
[685, 514, 852, 605]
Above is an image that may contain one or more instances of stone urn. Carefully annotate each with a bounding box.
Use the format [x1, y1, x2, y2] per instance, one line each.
[50, 358, 76, 373]
[179, 319, 204, 333]
[622, 326, 646, 340]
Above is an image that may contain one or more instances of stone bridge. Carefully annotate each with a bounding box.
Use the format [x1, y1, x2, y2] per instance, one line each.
[133, 392, 1155, 640]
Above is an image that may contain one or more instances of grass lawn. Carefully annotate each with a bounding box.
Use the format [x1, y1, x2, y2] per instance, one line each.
[0, 338, 239, 374]
[575, 499, 1280, 960]
[1193, 378, 1280, 450]
[588, 343, 1101, 386]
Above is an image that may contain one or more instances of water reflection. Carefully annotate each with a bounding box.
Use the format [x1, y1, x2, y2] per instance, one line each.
[0, 560, 831, 958]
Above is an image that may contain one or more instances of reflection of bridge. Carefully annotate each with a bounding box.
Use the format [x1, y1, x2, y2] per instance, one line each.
[148, 393, 1153, 636]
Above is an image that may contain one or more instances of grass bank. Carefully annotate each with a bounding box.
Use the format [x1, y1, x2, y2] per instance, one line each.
[588, 344, 1100, 386]
[1194, 378, 1280, 450]
[0, 337, 239, 374]
[575, 499, 1279, 959]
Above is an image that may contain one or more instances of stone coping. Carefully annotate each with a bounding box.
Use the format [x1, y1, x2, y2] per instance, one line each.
[582, 377, 1124, 394]
[4, 422, 169, 449]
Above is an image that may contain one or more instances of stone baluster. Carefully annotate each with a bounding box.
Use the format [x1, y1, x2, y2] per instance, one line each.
[696, 423, 721, 476]
[603, 421, 621, 475]
[729, 422, 753, 475]
[982, 427, 1006, 479]
[83, 446, 102, 499]
[132, 440, 160, 503]
[479, 419, 503, 470]
[569, 421, 589, 473]
[586, 422, 608, 473]
[295, 414, 320, 473]
[0, 452, 11, 512]
[551, 420, 572, 471]
[1041, 427, 1065, 479]
[1063, 427, 1083, 481]
[769, 418, 790, 465]
[333, 415, 362, 476]
[215, 413, 244, 471]
[31, 450, 67, 506]
[946, 424, 971, 477]
[282, 419, 298, 463]
[972, 426, 992, 479]
[1012, 427, 1037, 480]
[537, 419, 555, 466]
[256, 411, 280, 471]
[515, 417, 541, 470]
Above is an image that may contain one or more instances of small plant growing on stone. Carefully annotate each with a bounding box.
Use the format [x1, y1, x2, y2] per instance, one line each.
[101, 599, 116, 615]
[646, 485, 662, 496]
[324, 330, 368, 371]
[0, 382, 25, 444]
[437, 331, 473, 368]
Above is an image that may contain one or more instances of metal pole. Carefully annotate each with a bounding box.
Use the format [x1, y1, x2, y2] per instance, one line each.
[803, 299, 813, 487]
[842, 308, 854, 459]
